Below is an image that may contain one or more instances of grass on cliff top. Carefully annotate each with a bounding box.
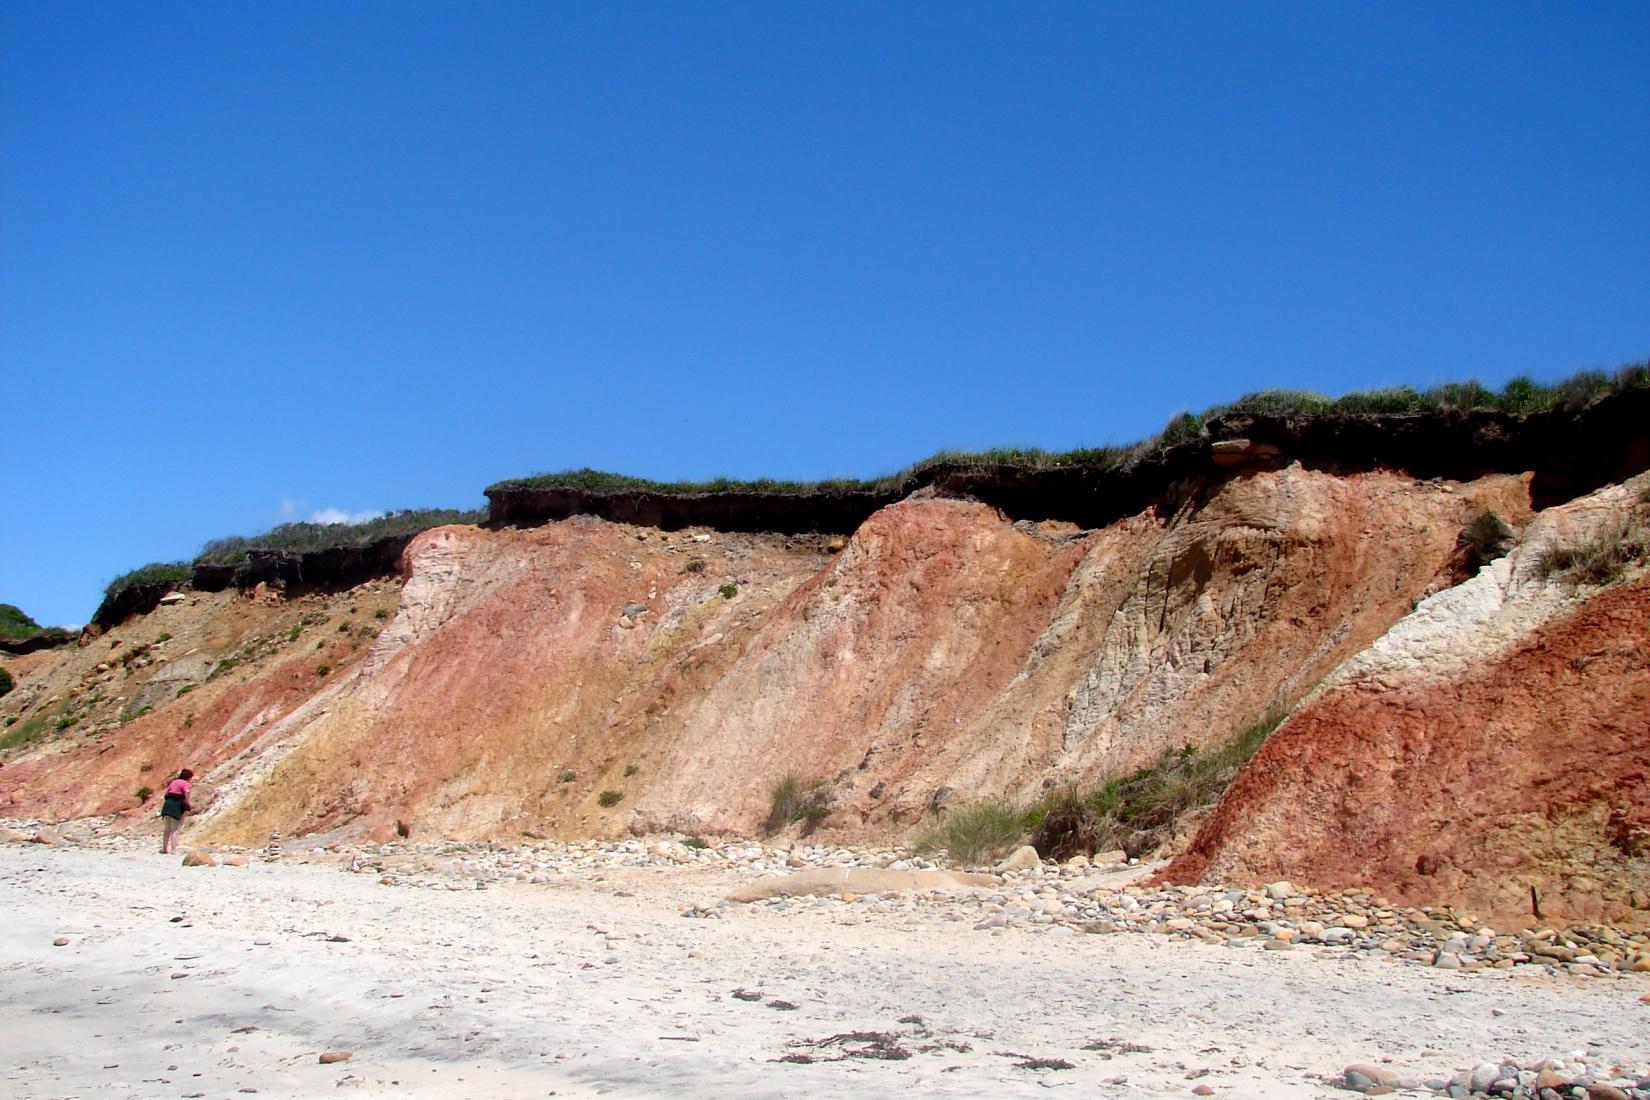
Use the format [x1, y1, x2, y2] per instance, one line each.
[0, 603, 74, 644]
[489, 361, 1649, 496]
[912, 715, 1283, 866]
[194, 508, 486, 566]
[101, 561, 194, 599]
[104, 508, 486, 599]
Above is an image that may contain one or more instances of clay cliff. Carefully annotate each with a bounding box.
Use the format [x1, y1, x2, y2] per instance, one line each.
[3, 388, 1647, 927]
[1163, 474, 1650, 925]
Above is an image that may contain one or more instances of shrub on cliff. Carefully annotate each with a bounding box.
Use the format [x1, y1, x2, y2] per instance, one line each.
[0, 666, 12, 697]
[1460, 510, 1514, 568]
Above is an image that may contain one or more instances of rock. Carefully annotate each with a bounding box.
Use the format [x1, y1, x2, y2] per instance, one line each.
[1469, 1063, 1501, 1092]
[1211, 439, 1284, 467]
[1345, 1063, 1400, 1090]
[318, 1051, 353, 1064]
[724, 866, 993, 903]
[1192, 1086, 1214, 1096]
[1342, 913, 1370, 929]
[995, 846, 1042, 873]
[1585, 1087, 1628, 1100]
[30, 829, 63, 846]
[52, 937, 69, 946]
[1264, 881, 1293, 900]
[159, 592, 187, 605]
[221, 853, 249, 867]
[1536, 1068, 1569, 1090]
[181, 850, 219, 867]
[0, 827, 27, 843]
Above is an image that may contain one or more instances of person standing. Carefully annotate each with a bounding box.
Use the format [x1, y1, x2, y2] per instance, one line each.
[159, 768, 194, 854]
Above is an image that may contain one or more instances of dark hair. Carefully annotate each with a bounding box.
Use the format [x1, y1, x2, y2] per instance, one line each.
[178, 768, 194, 781]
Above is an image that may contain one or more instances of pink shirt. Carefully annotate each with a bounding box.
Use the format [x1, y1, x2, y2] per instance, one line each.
[165, 778, 191, 800]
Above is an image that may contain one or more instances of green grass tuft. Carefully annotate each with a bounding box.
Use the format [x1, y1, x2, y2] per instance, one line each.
[911, 799, 1030, 865]
[1535, 512, 1648, 589]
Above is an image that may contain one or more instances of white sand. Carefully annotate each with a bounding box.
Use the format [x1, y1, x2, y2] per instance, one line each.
[4, 843, 1647, 1099]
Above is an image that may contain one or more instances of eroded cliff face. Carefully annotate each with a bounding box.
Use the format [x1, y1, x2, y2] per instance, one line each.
[4, 463, 1543, 858]
[1163, 475, 1650, 927]
[206, 465, 1522, 844]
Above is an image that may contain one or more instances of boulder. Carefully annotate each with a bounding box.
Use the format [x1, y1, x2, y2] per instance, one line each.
[181, 849, 219, 867]
[724, 866, 994, 903]
[995, 845, 1042, 873]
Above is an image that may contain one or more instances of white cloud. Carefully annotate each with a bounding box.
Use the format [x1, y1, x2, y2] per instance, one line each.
[308, 508, 386, 526]
[278, 496, 299, 520]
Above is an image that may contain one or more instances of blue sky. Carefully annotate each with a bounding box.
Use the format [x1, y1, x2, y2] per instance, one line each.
[3, 3, 1646, 627]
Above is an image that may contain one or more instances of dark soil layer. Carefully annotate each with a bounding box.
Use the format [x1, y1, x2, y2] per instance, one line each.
[91, 535, 416, 629]
[0, 633, 76, 656]
[488, 386, 1650, 532]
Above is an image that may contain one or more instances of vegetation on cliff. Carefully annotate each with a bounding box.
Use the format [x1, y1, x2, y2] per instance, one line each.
[192, 508, 486, 567]
[490, 363, 1648, 496]
[914, 715, 1283, 865]
[102, 509, 486, 602]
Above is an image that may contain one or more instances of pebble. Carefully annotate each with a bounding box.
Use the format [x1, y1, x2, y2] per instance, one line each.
[318, 1051, 353, 1064]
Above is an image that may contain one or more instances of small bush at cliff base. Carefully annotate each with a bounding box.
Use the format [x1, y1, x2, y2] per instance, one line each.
[597, 790, 623, 807]
[913, 715, 1284, 866]
[1029, 796, 1100, 862]
[136, 785, 153, 804]
[911, 800, 1030, 865]
[1073, 715, 1282, 858]
[764, 774, 828, 834]
[0, 667, 11, 697]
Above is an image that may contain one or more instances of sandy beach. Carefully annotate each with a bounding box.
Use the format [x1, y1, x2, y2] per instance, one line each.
[4, 840, 1648, 1099]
